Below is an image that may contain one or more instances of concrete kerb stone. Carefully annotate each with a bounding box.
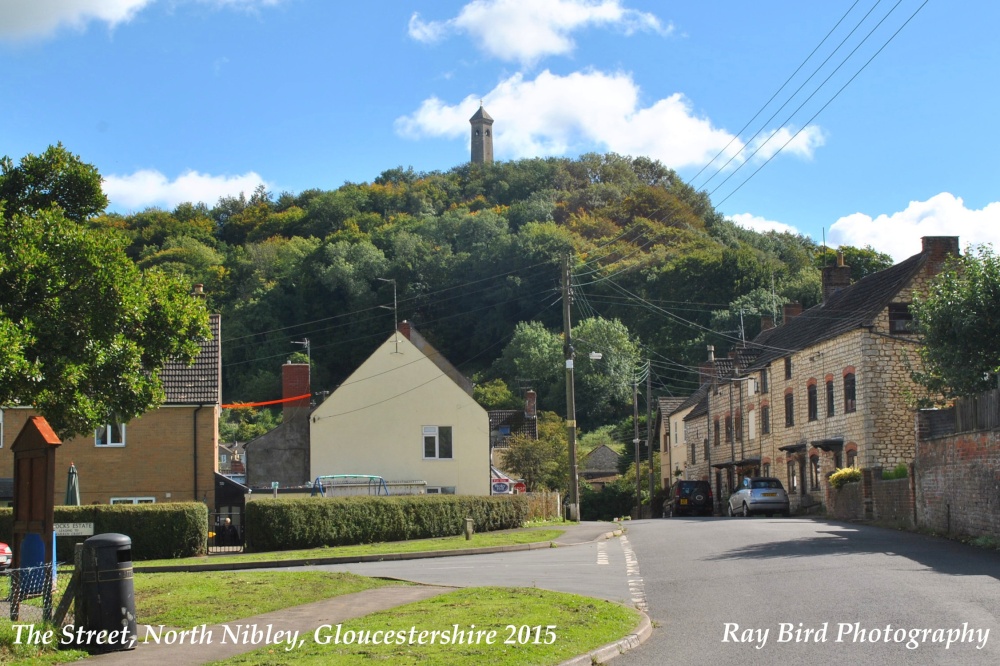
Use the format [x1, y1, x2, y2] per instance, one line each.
[557, 611, 652, 666]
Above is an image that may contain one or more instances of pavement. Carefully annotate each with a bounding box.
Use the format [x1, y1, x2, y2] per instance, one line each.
[74, 521, 652, 665]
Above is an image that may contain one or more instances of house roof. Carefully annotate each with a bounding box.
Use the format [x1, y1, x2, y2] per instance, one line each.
[744, 251, 926, 372]
[488, 409, 538, 441]
[400, 323, 474, 395]
[658, 397, 687, 419]
[583, 444, 620, 474]
[161, 313, 221, 405]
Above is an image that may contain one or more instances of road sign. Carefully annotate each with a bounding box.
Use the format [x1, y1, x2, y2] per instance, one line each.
[54, 522, 94, 536]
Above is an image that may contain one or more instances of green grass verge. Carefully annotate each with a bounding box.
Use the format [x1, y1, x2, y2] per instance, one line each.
[0, 571, 402, 665]
[135, 571, 404, 627]
[212, 587, 641, 666]
[139, 528, 565, 568]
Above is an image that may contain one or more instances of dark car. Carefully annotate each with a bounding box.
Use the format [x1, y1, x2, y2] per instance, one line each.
[666, 480, 714, 517]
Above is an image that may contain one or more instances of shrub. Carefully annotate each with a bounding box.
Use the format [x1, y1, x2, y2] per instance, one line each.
[244, 495, 528, 552]
[0, 503, 207, 561]
[881, 463, 909, 480]
[828, 467, 862, 490]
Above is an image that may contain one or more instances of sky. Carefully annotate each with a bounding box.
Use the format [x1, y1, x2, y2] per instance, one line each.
[1, 0, 998, 262]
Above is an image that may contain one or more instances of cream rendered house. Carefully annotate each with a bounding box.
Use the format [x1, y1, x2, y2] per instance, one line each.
[310, 322, 490, 495]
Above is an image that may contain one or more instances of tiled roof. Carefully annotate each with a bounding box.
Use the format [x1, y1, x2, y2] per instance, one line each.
[657, 397, 686, 419]
[488, 409, 538, 445]
[161, 313, 221, 405]
[744, 251, 926, 372]
[583, 444, 620, 474]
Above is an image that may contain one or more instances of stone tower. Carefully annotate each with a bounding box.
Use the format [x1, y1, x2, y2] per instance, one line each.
[470, 103, 494, 164]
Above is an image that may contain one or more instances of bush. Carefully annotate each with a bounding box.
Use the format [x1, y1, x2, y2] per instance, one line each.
[882, 463, 909, 480]
[244, 495, 528, 552]
[828, 467, 862, 490]
[0, 503, 207, 561]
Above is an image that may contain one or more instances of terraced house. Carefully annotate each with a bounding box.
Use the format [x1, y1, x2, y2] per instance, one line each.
[683, 236, 958, 513]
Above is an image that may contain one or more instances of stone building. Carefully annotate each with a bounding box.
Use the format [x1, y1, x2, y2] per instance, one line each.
[470, 103, 494, 164]
[682, 236, 959, 513]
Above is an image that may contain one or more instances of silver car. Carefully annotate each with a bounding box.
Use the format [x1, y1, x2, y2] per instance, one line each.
[727, 477, 790, 517]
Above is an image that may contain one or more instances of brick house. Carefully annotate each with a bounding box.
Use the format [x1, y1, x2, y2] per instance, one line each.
[683, 237, 958, 513]
[0, 314, 221, 508]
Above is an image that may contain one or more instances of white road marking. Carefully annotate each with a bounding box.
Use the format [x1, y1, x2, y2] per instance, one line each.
[619, 535, 648, 611]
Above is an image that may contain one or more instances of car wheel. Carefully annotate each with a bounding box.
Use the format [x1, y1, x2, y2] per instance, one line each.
[727, 504, 735, 517]
[741, 502, 749, 518]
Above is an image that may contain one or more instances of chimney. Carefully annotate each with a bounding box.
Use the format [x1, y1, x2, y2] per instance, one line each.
[398, 320, 412, 340]
[282, 362, 311, 420]
[525, 390, 537, 419]
[822, 252, 852, 304]
[190, 283, 206, 299]
[760, 315, 774, 331]
[921, 236, 959, 269]
[782, 302, 802, 323]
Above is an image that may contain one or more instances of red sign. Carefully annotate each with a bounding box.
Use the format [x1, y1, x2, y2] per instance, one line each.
[513, 482, 527, 494]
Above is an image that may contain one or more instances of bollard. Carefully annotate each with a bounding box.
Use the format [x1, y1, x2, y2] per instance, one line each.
[464, 517, 474, 540]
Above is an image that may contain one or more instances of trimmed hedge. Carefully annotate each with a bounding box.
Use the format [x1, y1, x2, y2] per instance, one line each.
[245, 495, 529, 552]
[0, 503, 207, 562]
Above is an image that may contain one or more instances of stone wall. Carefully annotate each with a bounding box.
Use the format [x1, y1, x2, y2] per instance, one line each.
[823, 468, 914, 527]
[915, 429, 1000, 539]
[826, 481, 863, 521]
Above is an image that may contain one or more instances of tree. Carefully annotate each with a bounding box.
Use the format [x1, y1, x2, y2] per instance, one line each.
[911, 245, 1000, 397]
[0, 143, 108, 222]
[500, 412, 567, 491]
[0, 209, 211, 437]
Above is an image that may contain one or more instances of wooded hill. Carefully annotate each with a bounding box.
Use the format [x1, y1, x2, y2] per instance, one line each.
[93, 152, 892, 426]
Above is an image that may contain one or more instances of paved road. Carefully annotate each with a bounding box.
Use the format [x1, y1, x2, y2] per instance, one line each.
[617, 516, 1000, 666]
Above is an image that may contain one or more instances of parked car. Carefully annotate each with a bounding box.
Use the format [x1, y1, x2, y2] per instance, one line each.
[666, 480, 714, 517]
[0, 542, 11, 570]
[727, 477, 790, 517]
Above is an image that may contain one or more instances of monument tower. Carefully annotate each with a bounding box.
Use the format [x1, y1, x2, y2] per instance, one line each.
[470, 102, 494, 164]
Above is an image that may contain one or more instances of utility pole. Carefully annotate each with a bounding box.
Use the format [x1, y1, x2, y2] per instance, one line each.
[646, 359, 654, 513]
[377, 278, 399, 353]
[633, 374, 641, 519]
[706, 345, 715, 513]
[562, 254, 580, 521]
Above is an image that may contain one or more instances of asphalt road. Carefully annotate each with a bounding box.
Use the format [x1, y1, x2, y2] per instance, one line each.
[294, 517, 1000, 665]
[618, 516, 1000, 666]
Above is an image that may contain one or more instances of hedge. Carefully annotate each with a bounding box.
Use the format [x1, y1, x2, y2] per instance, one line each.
[244, 495, 529, 552]
[0, 503, 207, 562]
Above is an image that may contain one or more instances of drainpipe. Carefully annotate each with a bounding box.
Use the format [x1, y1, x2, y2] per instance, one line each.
[194, 405, 204, 502]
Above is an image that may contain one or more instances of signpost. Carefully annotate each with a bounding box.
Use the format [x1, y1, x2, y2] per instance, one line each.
[54, 523, 94, 537]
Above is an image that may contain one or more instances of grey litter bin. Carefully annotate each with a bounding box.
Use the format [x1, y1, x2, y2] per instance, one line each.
[79, 533, 137, 653]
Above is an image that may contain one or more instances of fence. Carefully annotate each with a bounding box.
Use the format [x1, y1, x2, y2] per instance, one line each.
[523, 491, 561, 521]
[2, 564, 56, 621]
[954, 387, 1000, 432]
[209, 512, 244, 553]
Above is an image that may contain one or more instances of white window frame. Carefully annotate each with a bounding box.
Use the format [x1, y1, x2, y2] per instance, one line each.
[0, 410, 4, 448]
[110, 497, 155, 504]
[422, 425, 453, 460]
[425, 487, 442, 494]
[96, 422, 126, 447]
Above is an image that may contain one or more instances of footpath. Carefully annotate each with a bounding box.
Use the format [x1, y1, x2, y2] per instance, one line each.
[80, 522, 651, 665]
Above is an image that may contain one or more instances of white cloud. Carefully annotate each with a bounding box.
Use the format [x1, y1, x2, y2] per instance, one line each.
[409, 0, 670, 66]
[103, 169, 269, 210]
[395, 69, 823, 170]
[0, 0, 153, 41]
[830, 193, 1000, 262]
[729, 213, 800, 235]
[0, 0, 286, 41]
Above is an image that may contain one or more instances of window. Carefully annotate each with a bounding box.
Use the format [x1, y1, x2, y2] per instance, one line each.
[425, 487, 441, 494]
[96, 423, 125, 447]
[810, 455, 820, 490]
[784, 392, 794, 427]
[111, 497, 155, 504]
[761, 405, 771, 435]
[762, 462, 771, 477]
[784, 357, 792, 380]
[888, 303, 914, 334]
[807, 383, 818, 421]
[714, 418, 721, 446]
[833, 451, 843, 469]
[422, 425, 453, 459]
[787, 460, 798, 492]
[220, 454, 229, 464]
[690, 442, 697, 465]
[844, 373, 857, 413]
[735, 412, 743, 441]
[826, 379, 835, 417]
[748, 409, 756, 440]
[725, 415, 733, 443]
[760, 368, 769, 393]
[846, 448, 857, 468]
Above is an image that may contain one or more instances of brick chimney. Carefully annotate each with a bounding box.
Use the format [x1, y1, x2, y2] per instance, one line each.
[921, 236, 959, 270]
[525, 390, 537, 419]
[782, 302, 802, 323]
[398, 320, 412, 340]
[822, 252, 852, 304]
[760, 315, 774, 331]
[282, 362, 311, 420]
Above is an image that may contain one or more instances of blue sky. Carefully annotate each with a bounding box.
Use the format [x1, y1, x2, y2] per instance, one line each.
[2, 0, 998, 261]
